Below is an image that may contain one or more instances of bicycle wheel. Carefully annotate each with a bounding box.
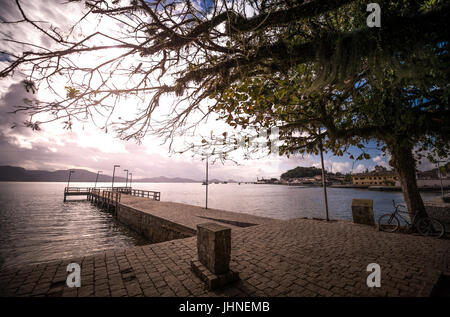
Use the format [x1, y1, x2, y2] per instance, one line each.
[416, 217, 445, 239]
[378, 214, 400, 233]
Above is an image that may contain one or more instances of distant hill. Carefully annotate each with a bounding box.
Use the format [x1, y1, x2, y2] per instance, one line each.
[0, 166, 125, 182]
[0, 165, 233, 183]
[281, 166, 323, 179]
[139, 176, 201, 183]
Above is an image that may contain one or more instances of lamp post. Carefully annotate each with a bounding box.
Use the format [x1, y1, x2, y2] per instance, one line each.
[67, 170, 75, 188]
[124, 169, 129, 188]
[94, 171, 102, 188]
[112, 165, 120, 189]
[205, 156, 209, 210]
[129, 173, 133, 188]
[436, 161, 446, 198]
[318, 127, 329, 221]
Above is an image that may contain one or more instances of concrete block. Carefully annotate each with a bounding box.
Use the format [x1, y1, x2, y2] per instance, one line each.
[351, 199, 375, 226]
[197, 223, 231, 275]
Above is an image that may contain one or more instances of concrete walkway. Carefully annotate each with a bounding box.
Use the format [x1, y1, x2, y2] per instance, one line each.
[119, 195, 279, 230]
[0, 217, 448, 297]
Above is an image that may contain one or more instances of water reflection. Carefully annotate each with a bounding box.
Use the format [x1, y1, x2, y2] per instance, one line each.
[0, 182, 147, 269]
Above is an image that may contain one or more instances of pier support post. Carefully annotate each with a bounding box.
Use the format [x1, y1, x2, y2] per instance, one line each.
[191, 223, 239, 290]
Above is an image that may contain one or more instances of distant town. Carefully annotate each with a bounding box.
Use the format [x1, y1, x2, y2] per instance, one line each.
[255, 164, 450, 191]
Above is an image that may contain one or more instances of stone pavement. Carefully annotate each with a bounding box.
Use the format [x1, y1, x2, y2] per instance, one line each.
[0, 218, 449, 297]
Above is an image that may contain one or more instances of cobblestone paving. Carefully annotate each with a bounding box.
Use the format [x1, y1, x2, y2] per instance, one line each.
[0, 219, 449, 297]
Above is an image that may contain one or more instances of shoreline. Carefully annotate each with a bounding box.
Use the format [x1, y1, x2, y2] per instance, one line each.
[255, 182, 449, 192]
[1, 180, 447, 192]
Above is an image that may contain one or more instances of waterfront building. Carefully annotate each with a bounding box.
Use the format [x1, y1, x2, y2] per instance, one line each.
[352, 166, 397, 186]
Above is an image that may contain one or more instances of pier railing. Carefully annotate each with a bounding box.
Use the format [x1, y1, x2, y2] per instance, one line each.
[102, 190, 121, 206]
[64, 186, 131, 194]
[64, 186, 160, 202]
[64, 187, 90, 193]
[129, 189, 161, 201]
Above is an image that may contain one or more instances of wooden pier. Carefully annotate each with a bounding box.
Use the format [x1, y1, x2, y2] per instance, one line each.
[64, 186, 274, 243]
[64, 186, 161, 206]
[63, 186, 131, 202]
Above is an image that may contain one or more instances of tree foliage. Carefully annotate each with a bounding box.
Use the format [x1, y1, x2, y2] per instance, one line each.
[1, 0, 449, 216]
[281, 166, 322, 179]
[1, 0, 448, 144]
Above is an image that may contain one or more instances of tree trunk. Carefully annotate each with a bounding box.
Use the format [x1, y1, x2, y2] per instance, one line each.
[387, 140, 427, 220]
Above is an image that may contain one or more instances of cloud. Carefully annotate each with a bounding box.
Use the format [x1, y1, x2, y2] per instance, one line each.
[372, 155, 391, 169]
[312, 159, 366, 174]
[353, 164, 366, 173]
[0, 77, 302, 181]
[328, 161, 351, 173]
[0, 81, 37, 135]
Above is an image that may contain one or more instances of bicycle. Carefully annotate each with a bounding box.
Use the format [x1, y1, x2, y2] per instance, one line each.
[378, 200, 445, 238]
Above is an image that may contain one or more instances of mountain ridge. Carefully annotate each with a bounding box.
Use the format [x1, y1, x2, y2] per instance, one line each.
[0, 165, 234, 183]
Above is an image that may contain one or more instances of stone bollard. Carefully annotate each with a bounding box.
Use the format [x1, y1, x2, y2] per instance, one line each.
[191, 223, 239, 290]
[351, 199, 375, 226]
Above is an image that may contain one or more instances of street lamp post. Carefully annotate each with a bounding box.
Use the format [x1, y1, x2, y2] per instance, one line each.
[318, 127, 330, 221]
[124, 169, 129, 188]
[437, 161, 445, 198]
[94, 171, 102, 188]
[205, 156, 209, 210]
[67, 170, 75, 188]
[129, 173, 133, 188]
[112, 165, 120, 189]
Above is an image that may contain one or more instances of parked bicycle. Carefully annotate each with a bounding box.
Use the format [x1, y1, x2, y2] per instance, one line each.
[378, 200, 445, 238]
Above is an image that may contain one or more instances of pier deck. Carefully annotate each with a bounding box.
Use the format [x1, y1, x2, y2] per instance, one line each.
[119, 194, 278, 230]
[85, 188, 277, 241]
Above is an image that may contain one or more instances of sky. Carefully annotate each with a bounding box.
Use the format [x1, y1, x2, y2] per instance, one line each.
[0, 0, 438, 181]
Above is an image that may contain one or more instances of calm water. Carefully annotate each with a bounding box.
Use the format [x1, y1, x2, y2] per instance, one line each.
[0, 182, 440, 269]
